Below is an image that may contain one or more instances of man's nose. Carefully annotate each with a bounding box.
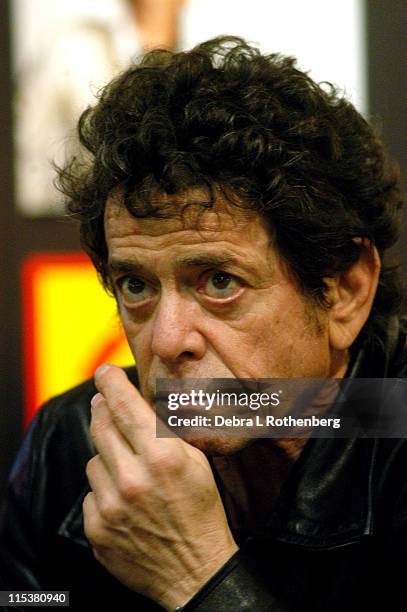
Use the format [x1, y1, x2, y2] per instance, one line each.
[150, 292, 207, 363]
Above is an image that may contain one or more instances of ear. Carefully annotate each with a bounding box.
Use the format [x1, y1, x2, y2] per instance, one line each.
[326, 240, 381, 351]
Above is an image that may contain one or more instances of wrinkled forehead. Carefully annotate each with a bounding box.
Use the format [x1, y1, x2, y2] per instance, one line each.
[104, 186, 263, 237]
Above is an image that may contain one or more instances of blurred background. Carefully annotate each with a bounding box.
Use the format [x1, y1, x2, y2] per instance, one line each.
[1, 0, 406, 497]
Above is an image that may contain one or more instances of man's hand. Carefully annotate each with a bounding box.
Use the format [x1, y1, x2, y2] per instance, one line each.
[83, 365, 238, 611]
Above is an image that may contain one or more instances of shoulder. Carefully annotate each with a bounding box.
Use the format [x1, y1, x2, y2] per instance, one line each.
[14, 366, 139, 481]
[6, 367, 139, 516]
[371, 318, 407, 537]
[35, 365, 140, 433]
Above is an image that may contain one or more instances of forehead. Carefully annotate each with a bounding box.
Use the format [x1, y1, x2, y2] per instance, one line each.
[104, 189, 272, 248]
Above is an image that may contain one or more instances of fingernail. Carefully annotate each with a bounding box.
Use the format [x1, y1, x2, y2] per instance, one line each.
[95, 363, 111, 379]
[91, 393, 104, 408]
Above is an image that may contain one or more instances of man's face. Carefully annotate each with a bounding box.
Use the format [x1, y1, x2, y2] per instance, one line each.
[104, 191, 343, 455]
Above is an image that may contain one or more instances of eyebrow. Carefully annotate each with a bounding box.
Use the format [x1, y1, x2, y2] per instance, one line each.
[107, 253, 239, 276]
[107, 259, 146, 276]
[176, 253, 235, 268]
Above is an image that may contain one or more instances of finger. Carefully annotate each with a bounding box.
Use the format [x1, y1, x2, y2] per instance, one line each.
[86, 453, 118, 508]
[90, 393, 138, 475]
[83, 490, 102, 544]
[82, 490, 112, 556]
[86, 455, 142, 533]
[94, 364, 156, 452]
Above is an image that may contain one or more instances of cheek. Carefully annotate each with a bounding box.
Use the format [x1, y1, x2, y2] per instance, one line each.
[219, 296, 329, 377]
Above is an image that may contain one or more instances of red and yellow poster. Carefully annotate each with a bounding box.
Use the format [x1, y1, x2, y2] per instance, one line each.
[22, 252, 133, 426]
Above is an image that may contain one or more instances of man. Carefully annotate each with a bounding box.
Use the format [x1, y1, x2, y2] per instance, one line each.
[1, 36, 406, 611]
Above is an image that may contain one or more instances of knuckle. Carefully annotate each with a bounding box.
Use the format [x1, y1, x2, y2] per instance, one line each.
[110, 391, 135, 415]
[145, 443, 184, 475]
[82, 495, 106, 548]
[89, 416, 110, 441]
[111, 394, 129, 413]
[110, 396, 134, 428]
[85, 455, 99, 478]
[117, 474, 147, 501]
[84, 519, 105, 547]
[89, 530, 108, 550]
[86, 527, 100, 546]
[99, 501, 126, 526]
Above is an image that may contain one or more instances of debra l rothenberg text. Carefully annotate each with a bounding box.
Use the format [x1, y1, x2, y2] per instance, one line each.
[167, 414, 342, 429]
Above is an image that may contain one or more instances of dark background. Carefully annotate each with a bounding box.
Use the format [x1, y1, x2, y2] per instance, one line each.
[1, 0, 407, 497]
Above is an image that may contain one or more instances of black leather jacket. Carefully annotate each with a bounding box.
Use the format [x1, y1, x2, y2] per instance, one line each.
[1, 318, 407, 612]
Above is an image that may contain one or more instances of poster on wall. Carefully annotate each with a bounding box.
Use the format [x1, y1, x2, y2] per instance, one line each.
[11, 0, 142, 217]
[11, 0, 365, 217]
[22, 252, 133, 425]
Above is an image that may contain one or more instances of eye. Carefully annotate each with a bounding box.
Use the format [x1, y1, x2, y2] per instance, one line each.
[117, 276, 154, 304]
[200, 271, 242, 299]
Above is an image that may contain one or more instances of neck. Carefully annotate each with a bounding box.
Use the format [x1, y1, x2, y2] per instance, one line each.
[210, 437, 307, 533]
[210, 359, 350, 532]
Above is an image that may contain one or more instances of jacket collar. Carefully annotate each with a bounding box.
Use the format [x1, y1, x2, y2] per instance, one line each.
[58, 318, 402, 551]
[264, 436, 377, 549]
[262, 316, 401, 549]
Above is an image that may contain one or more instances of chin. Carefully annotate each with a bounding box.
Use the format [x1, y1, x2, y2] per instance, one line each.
[182, 434, 255, 456]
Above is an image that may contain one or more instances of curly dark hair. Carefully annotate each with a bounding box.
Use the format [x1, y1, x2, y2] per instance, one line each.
[56, 36, 405, 352]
